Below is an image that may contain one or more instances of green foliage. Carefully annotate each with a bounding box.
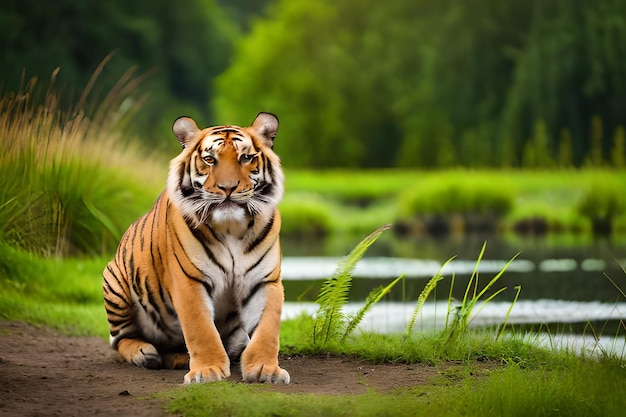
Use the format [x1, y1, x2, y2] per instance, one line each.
[313, 225, 392, 348]
[0, 70, 163, 255]
[215, 0, 626, 168]
[281, 169, 626, 236]
[397, 180, 514, 226]
[0, 242, 108, 336]
[0, 0, 237, 148]
[578, 185, 626, 220]
[405, 262, 449, 338]
[577, 180, 626, 232]
[5, 1, 626, 168]
[403, 184, 514, 217]
[612, 126, 626, 169]
[442, 244, 520, 345]
[279, 194, 334, 236]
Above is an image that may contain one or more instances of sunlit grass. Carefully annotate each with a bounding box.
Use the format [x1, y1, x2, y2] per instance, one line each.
[0, 242, 108, 336]
[159, 353, 626, 417]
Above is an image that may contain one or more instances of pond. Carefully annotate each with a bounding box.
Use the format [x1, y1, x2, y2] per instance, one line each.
[280, 233, 626, 346]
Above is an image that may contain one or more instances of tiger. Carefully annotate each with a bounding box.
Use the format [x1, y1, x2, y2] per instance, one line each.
[102, 112, 290, 384]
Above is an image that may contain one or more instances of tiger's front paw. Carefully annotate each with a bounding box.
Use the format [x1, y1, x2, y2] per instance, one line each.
[242, 362, 290, 384]
[184, 363, 231, 384]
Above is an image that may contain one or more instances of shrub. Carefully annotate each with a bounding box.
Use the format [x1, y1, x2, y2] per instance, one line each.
[577, 182, 626, 235]
[397, 181, 514, 234]
[279, 193, 334, 236]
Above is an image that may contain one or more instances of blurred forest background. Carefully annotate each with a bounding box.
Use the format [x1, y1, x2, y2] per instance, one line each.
[3, 0, 626, 169]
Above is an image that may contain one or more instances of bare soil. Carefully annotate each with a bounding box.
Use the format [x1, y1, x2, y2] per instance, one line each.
[0, 321, 459, 417]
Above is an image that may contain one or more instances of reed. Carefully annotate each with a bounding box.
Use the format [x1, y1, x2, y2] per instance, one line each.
[0, 61, 162, 256]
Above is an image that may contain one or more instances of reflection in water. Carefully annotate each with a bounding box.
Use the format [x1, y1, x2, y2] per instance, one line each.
[282, 300, 626, 332]
[282, 300, 626, 357]
[280, 233, 626, 343]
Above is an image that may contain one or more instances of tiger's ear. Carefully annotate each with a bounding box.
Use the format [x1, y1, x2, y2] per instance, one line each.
[173, 117, 200, 149]
[250, 112, 279, 149]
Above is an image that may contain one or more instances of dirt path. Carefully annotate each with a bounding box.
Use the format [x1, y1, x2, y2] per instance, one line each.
[0, 321, 447, 417]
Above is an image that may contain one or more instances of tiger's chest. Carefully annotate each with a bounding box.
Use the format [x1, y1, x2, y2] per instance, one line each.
[183, 225, 278, 305]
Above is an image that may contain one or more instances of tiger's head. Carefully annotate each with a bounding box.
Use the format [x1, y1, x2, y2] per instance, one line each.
[167, 112, 284, 226]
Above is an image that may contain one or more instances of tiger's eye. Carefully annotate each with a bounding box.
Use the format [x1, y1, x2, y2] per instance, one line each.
[240, 154, 256, 163]
[203, 156, 215, 166]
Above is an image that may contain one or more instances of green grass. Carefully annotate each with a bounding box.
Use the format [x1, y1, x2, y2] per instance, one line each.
[2, 71, 626, 417]
[159, 355, 626, 417]
[0, 242, 108, 336]
[2, 228, 626, 416]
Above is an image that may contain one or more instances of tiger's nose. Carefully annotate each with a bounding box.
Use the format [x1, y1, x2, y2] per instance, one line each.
[217, 182, 239, 197]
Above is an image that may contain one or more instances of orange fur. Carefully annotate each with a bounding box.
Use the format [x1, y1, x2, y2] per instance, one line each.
[103, 113, 289, 384]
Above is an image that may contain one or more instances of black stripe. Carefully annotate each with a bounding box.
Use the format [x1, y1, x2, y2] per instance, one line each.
[245, 214, 274, 254]
[106, 317, 128, 328]
[104, 303, 126, 318]
[224, 323, 243, 342]
[111, 331, 142, 349]
[138, 213, 150, 251]
[180, 162, 194, 197]
[257, 183, 275, 198]
[172, 251, 205, 283]
[212, 127, 241, 135]
[264, 155, 273, 179]
[242, 281, 267, 308]
[202, 281, 213, 298]
[224, 310, 239, 325]
[161, 285, 178, 317]
[189, 226, 227, 274]
[169, 214, 214, 280]
[103, 287, 127, 309]
[144, 275, 161, 316]
[104, 265, 130, 301]
[245, 244, 273, 275]
[149, 212, 162, 275]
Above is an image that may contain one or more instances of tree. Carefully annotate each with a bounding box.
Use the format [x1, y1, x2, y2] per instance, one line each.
[214, 0, 626, 168]
[611, 126, 625, 169]
[0, 0, 236, 149]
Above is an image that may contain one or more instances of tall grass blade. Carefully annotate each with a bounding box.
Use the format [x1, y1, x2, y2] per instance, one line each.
[497, 285, 522, 340]
[463, 252, 520, 328]
[342, 274, 404, 342]
[445, 272, 456, 330]
[444, 245, 519, 344]
[460, 242, 486, 317]
[604, 271, 626, 300]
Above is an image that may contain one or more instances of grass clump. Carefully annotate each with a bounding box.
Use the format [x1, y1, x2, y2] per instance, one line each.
[279, 193, 334, 236]
[577, 180, 626, 235]
[397, 180, 514, 235]
[0, 62, 163, 256]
